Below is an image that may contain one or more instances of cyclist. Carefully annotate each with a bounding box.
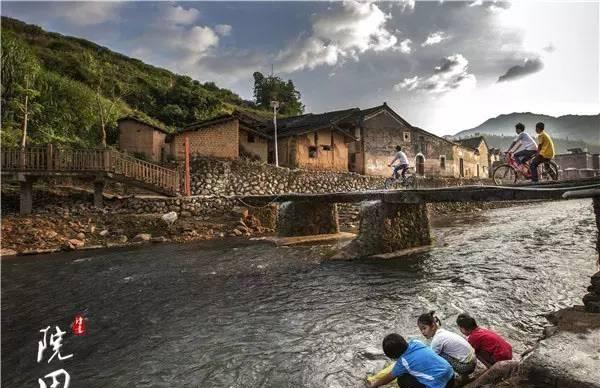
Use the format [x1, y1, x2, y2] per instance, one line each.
[506, 122, 537, 166]
[530, 122, 555, 182]
[387, 145, 409, 182]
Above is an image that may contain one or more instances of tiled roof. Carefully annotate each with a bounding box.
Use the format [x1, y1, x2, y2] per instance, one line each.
[456, 136, 486, 151]
[274, 107, 360, 137]
[117, 116, 170, 134]
[174, 111, 272, 140]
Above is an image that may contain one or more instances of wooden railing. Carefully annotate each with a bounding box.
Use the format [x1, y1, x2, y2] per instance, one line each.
[108, 150, 179, 195]
[1, 146, 180, 195]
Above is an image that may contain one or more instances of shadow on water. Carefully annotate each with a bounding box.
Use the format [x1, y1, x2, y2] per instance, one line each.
[1, 199, 597, 387]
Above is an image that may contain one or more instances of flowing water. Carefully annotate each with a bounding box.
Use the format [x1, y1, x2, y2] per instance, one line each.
[1, 199, 597, 387]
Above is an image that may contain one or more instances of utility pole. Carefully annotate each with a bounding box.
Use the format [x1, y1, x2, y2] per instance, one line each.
[270, 100, 279, 167]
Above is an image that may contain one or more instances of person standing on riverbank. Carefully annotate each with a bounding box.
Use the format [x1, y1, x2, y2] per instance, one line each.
[367, 333, 455, 388]
[417, 311, 476, 380]
[456, 313, 512, 368]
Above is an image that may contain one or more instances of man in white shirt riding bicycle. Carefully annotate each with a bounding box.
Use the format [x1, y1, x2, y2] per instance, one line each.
[388, 145, 409, 181]
[506, 122, 537, 165]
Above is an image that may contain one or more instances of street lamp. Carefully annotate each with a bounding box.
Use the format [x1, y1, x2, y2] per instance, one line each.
[270, 100, 279, 167]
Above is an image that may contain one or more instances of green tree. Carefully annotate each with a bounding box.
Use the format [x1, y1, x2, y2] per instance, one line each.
[1, 32, 42, 147]
[84, 53, 130, 147]
[252, 71, 304, 116]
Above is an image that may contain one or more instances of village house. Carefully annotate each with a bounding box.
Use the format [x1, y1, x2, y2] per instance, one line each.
[117, 111, 271, 163]
[270, 108, 358, 171]
[455, 136, 490, 178]
[117, 117, 170, 162]
[167, 111, 271, 162]
[554, 148, 600, 171]
[117, 104, 488, 179]
[488, 148, 503, 177]
[268, 103, 488, 178]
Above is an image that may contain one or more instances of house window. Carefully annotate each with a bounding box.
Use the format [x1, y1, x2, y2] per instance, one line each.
[403, 132, 411, 142]
[308, 146, 318, 158]
[247, 133, 255, 143]
[440, 155, 446, 169]
[321, 145, 332, 151]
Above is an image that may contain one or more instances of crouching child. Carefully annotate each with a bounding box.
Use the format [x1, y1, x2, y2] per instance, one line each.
[367, 333, 455, 388]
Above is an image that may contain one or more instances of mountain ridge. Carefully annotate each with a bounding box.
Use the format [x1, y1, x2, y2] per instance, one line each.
[454, 112, 599, 144]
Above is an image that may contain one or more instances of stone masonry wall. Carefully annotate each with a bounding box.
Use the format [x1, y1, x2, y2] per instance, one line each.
[118, 156, 491, 220]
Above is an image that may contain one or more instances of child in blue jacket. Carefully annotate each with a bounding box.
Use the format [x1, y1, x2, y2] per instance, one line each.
[367, 333, 455, 388]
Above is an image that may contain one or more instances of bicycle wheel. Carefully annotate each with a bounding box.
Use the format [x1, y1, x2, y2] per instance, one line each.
[384, 178, 394, 189]
[538, 162, 559, 182]
[493, 164, 517, 185]
[404, 175, 416, 189]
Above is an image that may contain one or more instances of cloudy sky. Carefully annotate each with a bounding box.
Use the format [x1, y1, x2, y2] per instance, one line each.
[2, 0, 599, 134]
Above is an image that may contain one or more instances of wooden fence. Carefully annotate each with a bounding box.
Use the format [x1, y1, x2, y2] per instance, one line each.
[1, 146, 180, 195]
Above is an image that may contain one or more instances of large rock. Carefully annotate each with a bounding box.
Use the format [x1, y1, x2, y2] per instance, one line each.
[63, 239, 84, 250]
[521, 329, 600, 387]
[132, 233, 151, 242]
[161, 211, 178, 227]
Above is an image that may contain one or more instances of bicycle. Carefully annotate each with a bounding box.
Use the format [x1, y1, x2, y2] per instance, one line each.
[492, 152, 559, 185]
[384, 166, 417, 189]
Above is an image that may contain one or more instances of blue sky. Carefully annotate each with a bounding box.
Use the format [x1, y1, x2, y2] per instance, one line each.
[2, 1, 599, 135]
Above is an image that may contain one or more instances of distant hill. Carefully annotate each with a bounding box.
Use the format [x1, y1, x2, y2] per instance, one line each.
[452, 112, 600, 154]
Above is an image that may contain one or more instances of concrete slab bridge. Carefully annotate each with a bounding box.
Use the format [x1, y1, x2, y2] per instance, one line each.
[240, 177, 600, 259]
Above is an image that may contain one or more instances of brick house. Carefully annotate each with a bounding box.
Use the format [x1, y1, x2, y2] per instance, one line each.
[555, 148, 600, 171]
[268, 103, 486, 178]
[455, 136, 490, 178]
[167, 112, 271, 161]
[117, 117, 170, 162]
[272, 108, 358, 171]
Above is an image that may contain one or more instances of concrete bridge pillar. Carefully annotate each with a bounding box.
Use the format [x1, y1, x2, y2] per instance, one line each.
[583, 196, 600, 313]
[93, 180, 105, 208]
[277, 201, 339, 237]
[343, 200, 431, 257]
[19, 175, 34, 216]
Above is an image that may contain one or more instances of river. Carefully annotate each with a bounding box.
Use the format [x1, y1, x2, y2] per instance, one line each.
[1, 199, 597, 387]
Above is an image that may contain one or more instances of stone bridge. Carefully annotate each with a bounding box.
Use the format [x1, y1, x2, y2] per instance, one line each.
[240, 177, 600, 258]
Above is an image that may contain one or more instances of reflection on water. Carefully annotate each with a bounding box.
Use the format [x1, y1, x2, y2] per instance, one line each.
[1, 199, 596, 387]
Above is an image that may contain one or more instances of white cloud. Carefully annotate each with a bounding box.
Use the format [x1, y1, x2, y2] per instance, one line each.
[395, 54, 476, 94]
[181, 26, 219, 54]
[215, 24, 232, 36]
[394, 76, 419, 91]
[164, 5, 200, 26]
[60, 2, 123, 26]
[469, 0, 484, 7]
[394, 38, 413, 54]
[277, 0, 399, 73]
[421, 31, 449, 47]
[393, 0, 416, 12]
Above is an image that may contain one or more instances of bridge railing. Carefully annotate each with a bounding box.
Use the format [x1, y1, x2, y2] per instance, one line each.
[1, 146, 180, 195]
[107, 150, 179, 195]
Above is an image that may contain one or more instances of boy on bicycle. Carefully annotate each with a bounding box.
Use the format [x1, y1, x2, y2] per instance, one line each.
[388, 145, 409, 181]
[506, 123, 537, 165]
[530, 122, 555, 182]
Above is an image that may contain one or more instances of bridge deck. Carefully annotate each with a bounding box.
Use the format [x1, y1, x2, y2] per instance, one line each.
[240, 177, 600, 205]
